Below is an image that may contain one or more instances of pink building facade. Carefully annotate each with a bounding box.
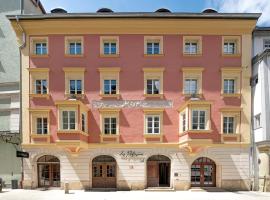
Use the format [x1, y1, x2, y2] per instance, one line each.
[9, 12, 258, 190]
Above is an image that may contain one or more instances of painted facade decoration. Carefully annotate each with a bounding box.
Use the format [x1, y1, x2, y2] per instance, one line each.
[8, 12, 259, 190]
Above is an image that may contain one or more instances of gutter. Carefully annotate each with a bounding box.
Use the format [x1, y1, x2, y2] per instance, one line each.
[15, 15, 26, 189]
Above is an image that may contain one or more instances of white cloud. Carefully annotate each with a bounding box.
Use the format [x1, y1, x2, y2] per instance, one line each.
[206, 0, 270, 26]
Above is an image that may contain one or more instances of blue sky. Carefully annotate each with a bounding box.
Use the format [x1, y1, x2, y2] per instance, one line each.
[41, 0, 270, 26]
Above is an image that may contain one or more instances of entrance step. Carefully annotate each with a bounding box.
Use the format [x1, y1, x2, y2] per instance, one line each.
[145, 187, 175, 192]
[189, 187, 227, 192]
[86, 188, 117, 192]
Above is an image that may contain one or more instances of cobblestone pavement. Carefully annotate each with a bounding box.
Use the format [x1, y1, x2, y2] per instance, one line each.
[0, 189, 270, 200]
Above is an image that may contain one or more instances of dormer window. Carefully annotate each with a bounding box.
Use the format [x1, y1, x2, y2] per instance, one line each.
[264, 39, 270, 49]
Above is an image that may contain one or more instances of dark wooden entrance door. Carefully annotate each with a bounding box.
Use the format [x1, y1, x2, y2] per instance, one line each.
[159, 163, 170, 186]
[147, 155, 171, 187]
[92, 156, 116, 188]
[37, 155, 60, 188]
[191, 157, 216, 187]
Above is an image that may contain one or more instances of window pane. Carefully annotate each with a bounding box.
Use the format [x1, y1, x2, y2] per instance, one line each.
[104, 80, 110, 94]
[35, 80, 42, 94]
[70, 80, 76, 94]
[76, 80, 82, 94]
[147, 80, 153, 94]
[37, 118, 43, 134]
[110, 80, 117, 94]
[110, 43, 117, 54]
[104, 43, 110, 54]
[153, 80, 160, 94]
[43, 118, 48, 134]
[154, 43, 160, 54]
[147, 43, 153, 54]
[41, 80, 47, 94]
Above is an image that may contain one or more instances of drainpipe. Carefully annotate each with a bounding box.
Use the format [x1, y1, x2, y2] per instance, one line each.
[15, 15, 26, 189]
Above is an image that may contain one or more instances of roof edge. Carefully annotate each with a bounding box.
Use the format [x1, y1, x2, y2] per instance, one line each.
[7, 12, 261, 20]
[252, 49, 270, 65]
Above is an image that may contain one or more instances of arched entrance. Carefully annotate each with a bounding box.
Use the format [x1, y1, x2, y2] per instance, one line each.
[92, 155, 116, 188]
[191, 157, 216, 187]
[147, 155, 171, 187]
[37, 155, 60, 187]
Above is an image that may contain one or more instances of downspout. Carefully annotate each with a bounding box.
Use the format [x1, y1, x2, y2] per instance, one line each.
[15, 15, 26, 189]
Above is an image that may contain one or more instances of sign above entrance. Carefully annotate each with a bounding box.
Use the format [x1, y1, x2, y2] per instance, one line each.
[119, 151, 145, 162]
[16, 151, 29, 158]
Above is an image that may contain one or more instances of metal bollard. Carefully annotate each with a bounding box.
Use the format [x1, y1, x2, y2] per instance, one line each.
[64, 182, 69, 194]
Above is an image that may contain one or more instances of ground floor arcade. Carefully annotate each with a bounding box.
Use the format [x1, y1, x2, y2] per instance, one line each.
[22, 146, 250, 190]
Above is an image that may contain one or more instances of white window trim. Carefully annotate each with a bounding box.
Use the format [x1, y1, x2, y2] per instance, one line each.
[59, 108, 78, 131]
[35, 79, 47, 94]
[100, 36, 119, 56]
[36, 117, 48, 135]
[191, 110, 206, 130]
[144, 36, 163, 55]
[145, 115, 161, 134]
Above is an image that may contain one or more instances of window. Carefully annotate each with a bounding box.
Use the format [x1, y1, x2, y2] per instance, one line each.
[63, 67, 85, 96]
[185, 42, 197, 54]
[29, 68, 49, 98]
[100, 109, 120, 138]
[69, 42, 82, 55]
[104, 42, 117, 55]
[223, 116, 234, 134]
[35, 43, 47, 55]
[65, 36, 83, 56]
[143, 68, 164, 97]
[62, 111, 76, 130]
[180, 112, 187, 133]
[81, 113, 86, 132]
[184, 79, 197, 94]
[146, 115, 160, 134]
[182, 67, 204, 96]
[104, 117, 117, 135]
[30, 37, 48, 56]
[144, 36, 163, 55]
[100, 36, 119, 56]
[221, 68, 241, 97]
[69, 80, 82, 94]
[36, 117, 48, 134]
[263, 39, 270, 49]
[104, 80, 117, 94]
[98, 67, 120, 97]
[192, 110, 206, 130]
[223, 42, 236, 54]
[254, 114, 261, 129]
[147, 42, 160, 54]
[147, 79, 160, 94]
[183, 36, 202, 55]
[223, 79, 235, 94]
[222, 36, 241, 55]
[35, 80, 47, 94]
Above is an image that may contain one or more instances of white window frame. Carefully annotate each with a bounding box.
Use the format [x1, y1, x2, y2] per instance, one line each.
[184, 42, 198, 54]
[69, 41, 82, 55]
[146, 79, 160, 94]
[36, 117, 48, 134]
[69, 79, 82, 94]
[223, 116, 235, 134]
[191, 110, 206, 130]
[61, 110, 77, 130]
[104, 79, 117, 95]
[146, 42, 160, 55]
[254, 113, 261, 129]
[145, 115, 160, 134]
[103, 117, 117, 135]
[264, 39, 270, 49]
[184, 78, 198, 94]
[103, 42, 117, 55]
[223, 79, 235, 94]
[35, 42, 47, 55]
[35, 79, 47, 94]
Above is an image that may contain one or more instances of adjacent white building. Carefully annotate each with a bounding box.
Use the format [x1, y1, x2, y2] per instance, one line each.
[252, 27, 270, 191]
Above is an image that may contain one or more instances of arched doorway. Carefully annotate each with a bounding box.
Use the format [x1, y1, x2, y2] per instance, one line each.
[92, 155, 116, 188]
[191, 157, 216, 187]
[147, 155, 171, 187]
[37, 155, 60, 187]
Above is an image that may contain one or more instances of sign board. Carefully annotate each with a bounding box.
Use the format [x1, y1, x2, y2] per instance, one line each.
[16, 151, 29, 158]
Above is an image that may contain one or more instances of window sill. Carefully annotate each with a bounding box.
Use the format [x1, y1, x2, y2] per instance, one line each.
[31, 134, 50, 143]
[185, 130, 213, 134]
[182, 93, 203, 98]
[144, 134, 163, 142]
[100, 134, 119, 143]
[100, 94, 120, 99]
[144, 54, 164, 57]
[221, 53, 241, 57]
[64, 54, 84, 58]
[57, 130, 88, 136]
[183, 53, 202, 57]
[30, 54, 49, 58]
[144, 94, 164, 99]
[65, 93, 86, 99]
[99, 54, 120, 58]
[221, 134, 240, 142]
[221, 93, 241, 98]
[29, 93, 50, 99]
